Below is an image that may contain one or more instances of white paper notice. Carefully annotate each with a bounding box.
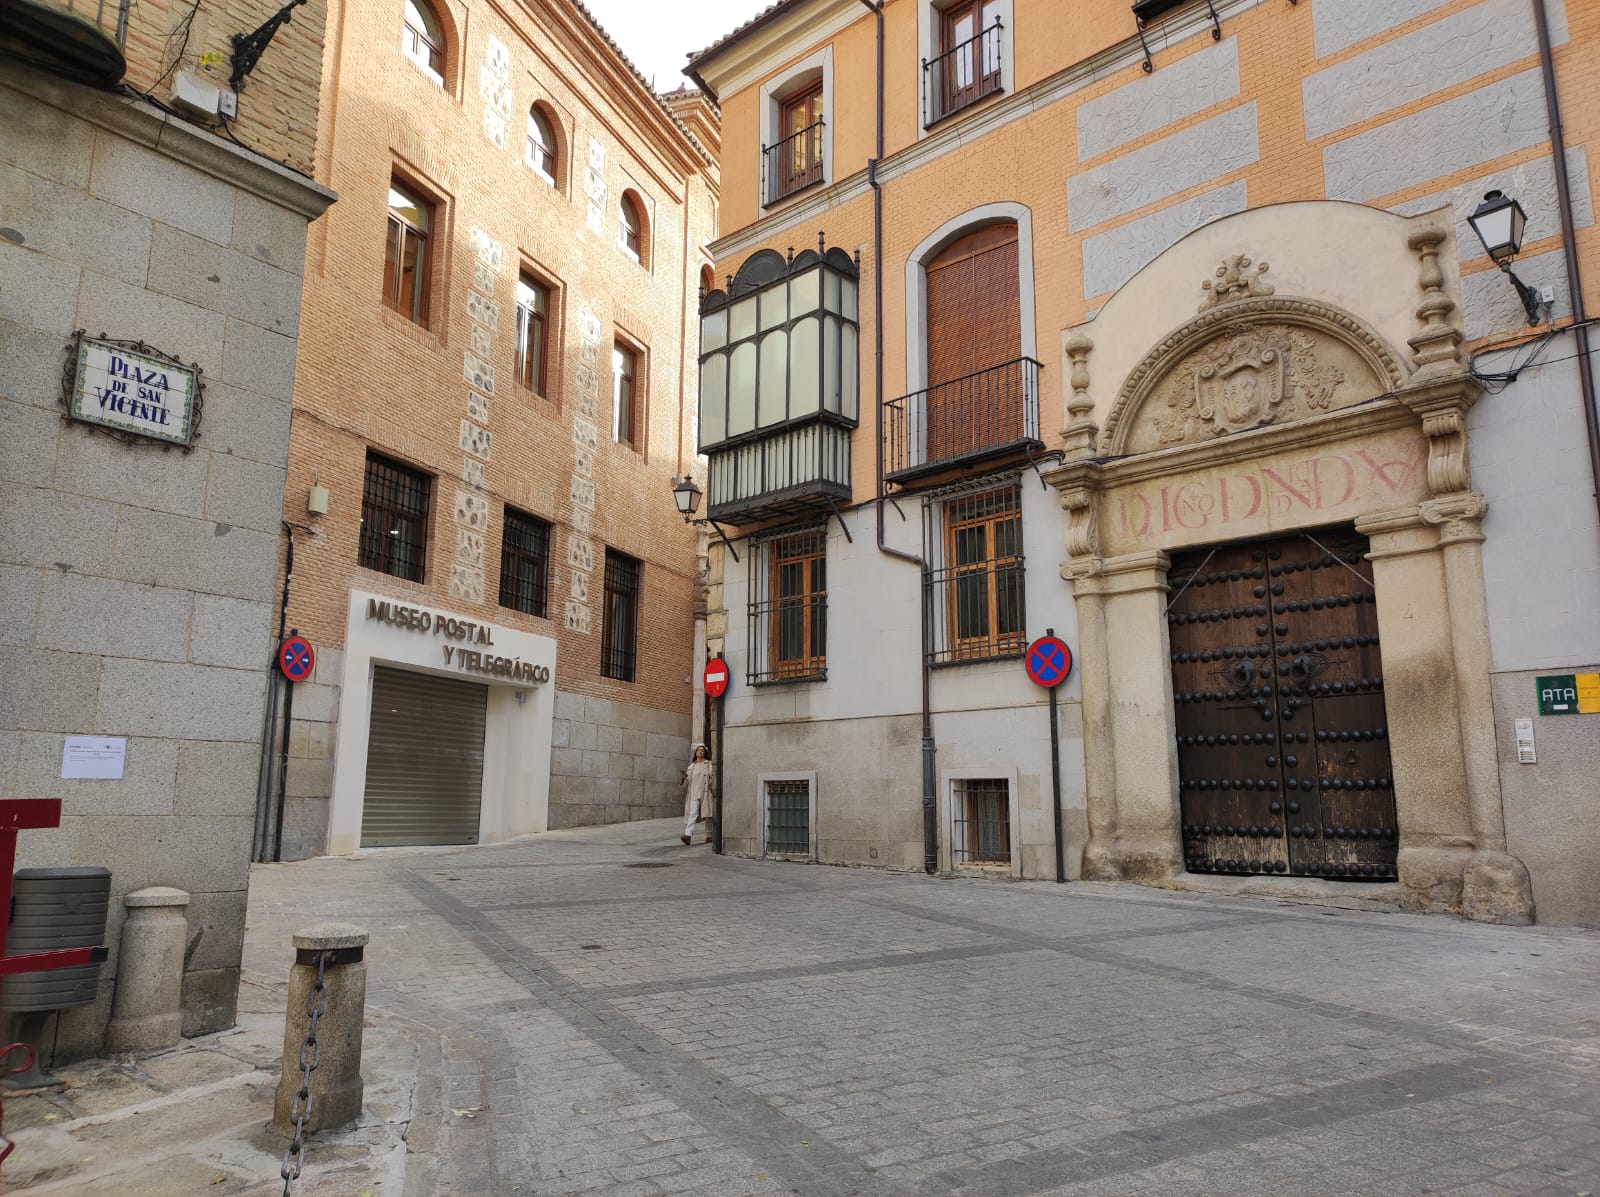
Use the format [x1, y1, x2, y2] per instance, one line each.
[61, 736, 127, 780]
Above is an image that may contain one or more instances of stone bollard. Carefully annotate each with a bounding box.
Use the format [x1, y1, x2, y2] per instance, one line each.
[104, 887, 191, 1054]
[272, 923, 368, 1135]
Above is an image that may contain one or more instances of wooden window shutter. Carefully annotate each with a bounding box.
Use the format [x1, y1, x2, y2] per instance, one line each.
[924, 223, 1019, 388]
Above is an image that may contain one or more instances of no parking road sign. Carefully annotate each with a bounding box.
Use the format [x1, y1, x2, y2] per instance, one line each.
[279, 635, 316, 683]
[1025, 635, 1073, 689]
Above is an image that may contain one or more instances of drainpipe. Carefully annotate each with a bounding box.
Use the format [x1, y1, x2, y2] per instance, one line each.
[255, 522, 298, 862]
[858, 0, 937, 874]
[1533, 0, 1600, 534]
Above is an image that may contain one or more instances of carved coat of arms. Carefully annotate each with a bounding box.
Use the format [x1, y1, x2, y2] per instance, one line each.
[1194, 328, 1290, 435]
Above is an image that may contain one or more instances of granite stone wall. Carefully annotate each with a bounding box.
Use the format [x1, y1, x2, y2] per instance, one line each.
[0, 64, 332, 1053]
[547, 691, 691, 829]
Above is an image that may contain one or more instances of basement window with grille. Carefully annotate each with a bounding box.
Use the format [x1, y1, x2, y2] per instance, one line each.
[925, 478, 1026, 666]
[761, 773, 816, 860]
[747, 524, 828, 684]
[951, 777, 1011, 867]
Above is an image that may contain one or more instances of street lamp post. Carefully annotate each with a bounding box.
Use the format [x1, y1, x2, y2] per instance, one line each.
[1466, 189, 1551, 326]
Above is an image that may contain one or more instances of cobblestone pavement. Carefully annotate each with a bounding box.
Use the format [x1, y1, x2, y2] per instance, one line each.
[245, 820, 1600, 1197]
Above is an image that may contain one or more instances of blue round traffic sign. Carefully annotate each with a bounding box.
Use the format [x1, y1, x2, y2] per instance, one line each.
[1025, 635, 1073, 688]
[279, 635, 315, 682]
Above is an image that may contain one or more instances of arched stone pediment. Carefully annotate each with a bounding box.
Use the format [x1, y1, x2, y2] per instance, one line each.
[1101, 294, 1408, 457]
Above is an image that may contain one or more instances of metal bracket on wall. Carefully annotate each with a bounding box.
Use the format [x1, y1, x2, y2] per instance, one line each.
[1133, 0, 1221, 73]
[705, 518, 741, 562]
[822, 497, 855, 543]
[230, 0, 307, 92]
[1024, 443, 1065, 490]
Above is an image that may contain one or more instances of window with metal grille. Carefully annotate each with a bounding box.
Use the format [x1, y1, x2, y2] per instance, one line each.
[747, 526, 827, 683]
[952, 778, 1010, 865]
[926, 481, 1025, 665]
[384, 179, 433, 326]
[360, 452, 431, 581]
[766, 779, 811, 856]
[498, 508, 550, 618]
[600, 549, 641, 682]
[516, 274, 550, 395]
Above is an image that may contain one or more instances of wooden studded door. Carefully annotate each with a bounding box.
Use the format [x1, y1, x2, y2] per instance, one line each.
[1168, 529, 1398, 882]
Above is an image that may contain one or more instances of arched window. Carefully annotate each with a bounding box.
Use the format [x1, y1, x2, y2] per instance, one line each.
[402, 0, 445, 83]
[699, 265, 716, 302]
[618, 193, 645, 264]
[526, 106, 557, 184]
[924, 221, 1020, 463]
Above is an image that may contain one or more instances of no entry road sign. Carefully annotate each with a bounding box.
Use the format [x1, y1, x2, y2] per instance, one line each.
[1025, 635, 1073, 689]
[279, 635, 316, 682]
[704, 658, 729, 699]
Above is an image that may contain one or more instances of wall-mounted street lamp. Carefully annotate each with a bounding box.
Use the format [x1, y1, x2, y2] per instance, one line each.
[1467, 190, 1553, 326]
[671, 475, 739, 561]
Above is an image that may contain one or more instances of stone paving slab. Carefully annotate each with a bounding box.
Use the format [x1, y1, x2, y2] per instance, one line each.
[235, 819, 1600, 1196]
[8, 817, 1599, 1195]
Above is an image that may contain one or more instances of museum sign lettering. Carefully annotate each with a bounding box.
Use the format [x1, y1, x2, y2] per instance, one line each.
[365, 598, 550, 684]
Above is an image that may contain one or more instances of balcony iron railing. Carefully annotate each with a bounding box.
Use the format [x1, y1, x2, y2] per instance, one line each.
[707, 420, 851, 522]
[923, 18, 1003, 127]
[762, 119, 825, 205]
[884, 356, 1042, 483]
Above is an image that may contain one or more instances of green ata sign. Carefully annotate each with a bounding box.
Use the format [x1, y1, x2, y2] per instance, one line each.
[1536, 673, 1600, 716]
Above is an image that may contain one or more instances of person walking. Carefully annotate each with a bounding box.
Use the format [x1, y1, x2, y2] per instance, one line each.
[681, 744, 715, 845]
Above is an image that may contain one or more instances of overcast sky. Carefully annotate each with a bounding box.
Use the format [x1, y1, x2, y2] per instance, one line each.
[581, 0, 772, 93]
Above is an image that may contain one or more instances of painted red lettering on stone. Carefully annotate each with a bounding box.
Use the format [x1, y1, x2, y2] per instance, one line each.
[1262, 466, 1318, 514]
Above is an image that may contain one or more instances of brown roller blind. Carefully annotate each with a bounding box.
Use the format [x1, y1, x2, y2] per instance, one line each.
[925, 223, 1019, 389]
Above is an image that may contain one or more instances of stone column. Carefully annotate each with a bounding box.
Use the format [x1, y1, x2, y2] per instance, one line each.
[1066, 564, 1120, 880]
[1359, 510, 1475, 911]
[1096, 550, 1181, 882]
[273, 923, 368, 1134]
[1421, 494, 1535, 924]
[104, 887, 190, 1054]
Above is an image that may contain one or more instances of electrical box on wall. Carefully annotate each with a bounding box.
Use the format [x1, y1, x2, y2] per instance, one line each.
[307, 484, 330, 515]
[171, 70, 222, 116]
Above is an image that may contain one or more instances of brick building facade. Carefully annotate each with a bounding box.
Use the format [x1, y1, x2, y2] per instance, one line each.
[689, 0, 1600, 926]
[271, 0, 719, 856]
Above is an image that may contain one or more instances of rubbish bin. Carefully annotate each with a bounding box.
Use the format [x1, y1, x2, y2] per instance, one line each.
[2, 867, 111, 1086]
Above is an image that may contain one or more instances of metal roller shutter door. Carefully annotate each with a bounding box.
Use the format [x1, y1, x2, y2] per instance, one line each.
[361, 666, 486, 847]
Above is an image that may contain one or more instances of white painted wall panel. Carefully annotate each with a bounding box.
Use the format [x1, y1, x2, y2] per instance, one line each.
[1303, 0, 1548, 141]
[1469, 351, 1600, 671]
[1077, 38, 1239, 162]
[1067, 104, 1258, 233]
[1323, 70, 1549, 203]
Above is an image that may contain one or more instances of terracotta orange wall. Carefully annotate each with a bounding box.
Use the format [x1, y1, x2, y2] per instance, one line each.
[710, 0, 1600, 496]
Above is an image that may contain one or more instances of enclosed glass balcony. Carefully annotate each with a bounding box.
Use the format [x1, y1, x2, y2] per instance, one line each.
[699, 241, 860, 523]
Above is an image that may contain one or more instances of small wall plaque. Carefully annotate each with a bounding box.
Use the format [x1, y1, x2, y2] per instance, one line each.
[1535, 672, 1600, 716]
[63, 332, 203, 449]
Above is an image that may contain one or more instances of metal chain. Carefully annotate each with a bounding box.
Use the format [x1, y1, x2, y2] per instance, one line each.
[280, 951, 328, 1195]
